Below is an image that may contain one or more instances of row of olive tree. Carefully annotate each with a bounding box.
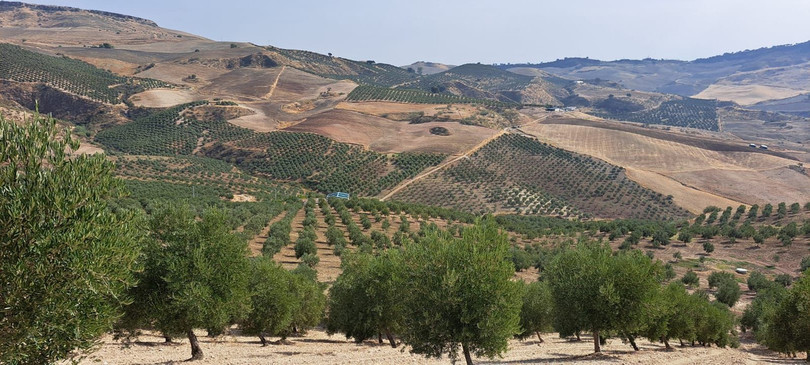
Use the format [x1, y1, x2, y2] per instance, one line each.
[327, 219, 521, 365]
[742, 270, 810, 361]
[325, 228, 739, 364]
[115, 204, 326, 360]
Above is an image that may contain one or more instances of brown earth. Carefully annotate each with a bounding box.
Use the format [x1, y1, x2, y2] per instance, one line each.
[695, 84, 805, 106]
[74, 329, 801, 365]
[519, 116, 810, 212]
[285, 109, 498, 154]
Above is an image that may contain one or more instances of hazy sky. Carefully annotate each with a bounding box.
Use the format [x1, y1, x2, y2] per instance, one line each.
[41, 0, 810, 66]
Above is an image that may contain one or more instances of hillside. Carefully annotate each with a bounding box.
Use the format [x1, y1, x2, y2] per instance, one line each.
[0, 1, 808, 217]
[401, 61, 456, 75]
[503, 41, 810, 108]
[6, 3, 810, 365]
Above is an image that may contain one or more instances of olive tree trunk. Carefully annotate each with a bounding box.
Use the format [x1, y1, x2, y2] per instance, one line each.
[593, 330, 601, 353]
[462, 342, 474, 365]
[187, 330, 204, 360]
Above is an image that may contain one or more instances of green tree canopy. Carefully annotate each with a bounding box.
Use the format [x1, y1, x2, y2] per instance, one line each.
[240, 257, 295, 346]
[326, 250, 403, 346]
[517, 281, 554, 343]
[121, 205, 251, 360]
[546, 243, 662, 352]
[0, 112, 143, 364]
[397, 218, 522, 365]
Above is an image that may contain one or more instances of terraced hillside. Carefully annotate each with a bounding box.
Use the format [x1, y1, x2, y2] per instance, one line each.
[0, 43, 169, 104]
[263, 46, 416, 87]
[346, 85, 515, 106]
[391, 133, 690, 220]
[95, 101, 445, 197]
[397, 63, 535, 103]
[592, 97, 720, 131]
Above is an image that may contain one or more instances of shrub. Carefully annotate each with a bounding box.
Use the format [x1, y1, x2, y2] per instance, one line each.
[682, 270, 699, 287]
[0, 112, 143, 364]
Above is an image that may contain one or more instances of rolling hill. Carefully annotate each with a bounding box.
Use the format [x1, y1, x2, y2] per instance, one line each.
[0, 1, 809, 220]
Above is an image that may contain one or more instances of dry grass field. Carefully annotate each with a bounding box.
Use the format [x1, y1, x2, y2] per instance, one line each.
[520, 116, 810, 212]
[694, 84, 805, 106]
[285, 109, 498, 154]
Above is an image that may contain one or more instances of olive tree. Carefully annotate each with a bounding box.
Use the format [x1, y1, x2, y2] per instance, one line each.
[326, 250, 403, 346]
[397, 218, 522, 365]
[546, 244, 662, 352]
[517, 281, 554, 343]
[754, 271, 810, 360]
[241, 257, 295, 346]
[122, 205, 251, 361]
[0, 112, 143, 364]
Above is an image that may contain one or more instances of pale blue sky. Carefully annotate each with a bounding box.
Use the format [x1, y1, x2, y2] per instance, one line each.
[41, 0, 810, 66]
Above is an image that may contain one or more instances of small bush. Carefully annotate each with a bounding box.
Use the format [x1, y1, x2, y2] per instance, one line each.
[682, 270, 699, 287]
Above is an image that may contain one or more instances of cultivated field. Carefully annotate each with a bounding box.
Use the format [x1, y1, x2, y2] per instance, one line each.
[520, 117, 810, 211]
[285, 109, 498, 154]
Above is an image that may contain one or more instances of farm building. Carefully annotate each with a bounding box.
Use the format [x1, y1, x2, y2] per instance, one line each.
[327, 192, 350, 199]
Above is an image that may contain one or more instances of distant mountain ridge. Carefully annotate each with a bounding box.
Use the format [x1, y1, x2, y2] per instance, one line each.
[0, 1, 158, 26]
[497, 40, 810, 105]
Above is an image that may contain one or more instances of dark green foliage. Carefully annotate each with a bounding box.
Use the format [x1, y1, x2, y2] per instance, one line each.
[802, 256, 810, 273]
[517, 281, 554, 342]
[747, 271, 775, 292]
[212, 132, 446, 196]
[395, 134, 689, 220]
[0, 43, 168, 103]
[748, 271, 810, 359]
[774, 274, 792, 288]
[370, 230, 391, 249]
[642, 282, 736, 349]
[708, 271, 736, 289]
[510, 247, 533, 272]
[546, 243, 662, 352]
[0, 112, 142, 364]
[240, 258, 295, 345]
[263, 203, 303, 256]
[664, 263, 677, 281]
[286, 268, 327, 337]
[592, 97, 719, 131]
[777, 202, 787, 219]
[397, 218, 522, 364]
[301, 253, 320, 267]
[652, 229, 671, 247]
[762, 203, 773, 217]
[122, 206, 251, 360]
[703, 241, 715, 254]
[347, 85, 515, 106]
[326, 225, 347, 246]
[742, 284, 787, 335]
[682, 270, 699, 287]
[327, 251, 403, 346]
[715, 279, 742, 308]
[294, 233, 317, 259]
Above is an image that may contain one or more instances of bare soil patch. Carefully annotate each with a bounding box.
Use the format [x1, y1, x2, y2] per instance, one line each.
[285, 109, 498, 154]
[695, 84, 806, 106]
[76, 328, 795, 365]
[129, 88, 199, 108]
[522, 117, 810, 208]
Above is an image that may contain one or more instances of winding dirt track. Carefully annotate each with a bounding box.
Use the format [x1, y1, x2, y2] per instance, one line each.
[379, 128, 508, 201]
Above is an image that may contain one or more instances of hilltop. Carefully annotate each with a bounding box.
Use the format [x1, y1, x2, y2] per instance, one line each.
[501, 41, 810, 109]
[0, 1, 808, 218]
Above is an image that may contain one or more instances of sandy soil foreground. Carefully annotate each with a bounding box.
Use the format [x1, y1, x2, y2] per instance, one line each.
[75, 328, 804, 365]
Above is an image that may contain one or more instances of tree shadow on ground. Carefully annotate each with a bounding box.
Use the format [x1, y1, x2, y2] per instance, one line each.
[479, 352, 621, 363]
